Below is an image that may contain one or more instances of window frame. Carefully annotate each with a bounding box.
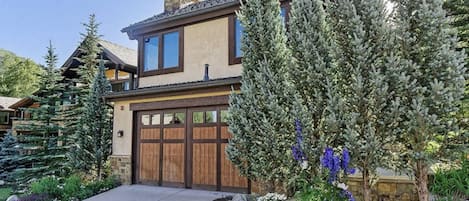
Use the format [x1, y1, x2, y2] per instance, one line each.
[228, 1, 291, 65]
[0, 111, 9, 124]
[140, 27, 184, 77]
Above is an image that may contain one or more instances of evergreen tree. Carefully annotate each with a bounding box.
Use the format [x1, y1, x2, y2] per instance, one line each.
[226, 0, 300, 191]
[326, 1, 405, 200]
[444, 0, 469, 148]
[0, 131, 19, 185]
[287, 0, 340, 179]
[65, 14, 103, 170]
[70, 57, 112, 180]
[15, 41, 67, 185]
[392, 0, 467, 200]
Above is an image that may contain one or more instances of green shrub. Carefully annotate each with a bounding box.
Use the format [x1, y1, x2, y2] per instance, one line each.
[85, 176, 120, 195]
[430, 157, 469, 201]
[30, 177, 61, 199]
[62, 175, 85, 200]
[0, 187, 13, 201]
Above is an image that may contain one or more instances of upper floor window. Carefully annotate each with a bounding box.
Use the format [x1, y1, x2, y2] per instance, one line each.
[0, 111, 9, 124]
[229, 4, 290, 65]
[142, 28, 184, 76]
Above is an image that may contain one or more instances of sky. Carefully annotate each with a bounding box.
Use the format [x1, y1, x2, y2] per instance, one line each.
[0, 0, 164, 66]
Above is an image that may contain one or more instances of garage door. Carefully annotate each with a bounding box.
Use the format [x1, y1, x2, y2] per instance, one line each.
[135, 107, 248, 192]
[136, 109, 186, 187]
[188, 106, 248, 192]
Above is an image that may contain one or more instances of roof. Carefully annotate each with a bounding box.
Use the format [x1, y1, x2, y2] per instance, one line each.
[105, 76, 241, 100]
[98, 40, 138, 68]
[122, 0, 239, 33]
[8, 97, 33, 110]
[0, 96, 21, 111]
[62, 39, 138, 75]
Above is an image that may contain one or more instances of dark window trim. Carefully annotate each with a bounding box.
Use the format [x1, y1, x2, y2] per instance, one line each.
[140, 27, 184, 77]
[228, 1, 291, 66]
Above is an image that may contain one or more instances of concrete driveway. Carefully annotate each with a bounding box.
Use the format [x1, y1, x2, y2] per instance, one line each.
[84, 185, 237, 201]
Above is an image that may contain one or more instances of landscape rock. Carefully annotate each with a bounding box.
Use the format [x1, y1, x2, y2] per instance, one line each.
[6, 195, 19, 201]
[232, 194, 249, 201]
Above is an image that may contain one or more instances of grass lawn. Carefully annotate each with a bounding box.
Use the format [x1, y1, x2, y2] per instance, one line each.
[0, 187, 12, 200]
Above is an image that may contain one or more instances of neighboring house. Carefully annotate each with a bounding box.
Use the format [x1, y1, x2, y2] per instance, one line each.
[0, 96, 21, 137]
[9, 39, 138, 135]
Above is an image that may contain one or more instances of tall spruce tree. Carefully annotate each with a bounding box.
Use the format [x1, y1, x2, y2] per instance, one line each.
[71, 57, 112, 180]
[226, 0, 300, 191]
[0, 131, 19, 186]
[287, 0, 342, 181]
[392, 0, 467, 200]
[444, 0, 469, 148]
[66, 14, 103, 171]
[326, 1, 405, 200]
[15, 41, 67, 185]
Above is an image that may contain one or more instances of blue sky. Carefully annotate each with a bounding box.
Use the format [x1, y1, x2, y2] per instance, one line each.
[0, 0, 164, 66]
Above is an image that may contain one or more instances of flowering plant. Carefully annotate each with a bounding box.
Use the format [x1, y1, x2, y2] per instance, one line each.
[292, 119, 356, 201]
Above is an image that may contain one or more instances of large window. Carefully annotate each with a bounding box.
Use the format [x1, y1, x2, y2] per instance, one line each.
[0, 112, 9, 124]
[229, 4, 290, 65]
[142, 28, 184, 76]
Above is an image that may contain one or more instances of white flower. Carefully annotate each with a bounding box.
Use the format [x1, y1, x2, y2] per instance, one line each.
[300, 161, 309, 170]
[337, 183, 348, 191]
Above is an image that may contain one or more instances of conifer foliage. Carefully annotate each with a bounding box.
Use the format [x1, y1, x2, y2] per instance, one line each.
[0, 131, 19, 185]
[15, 41, 67, 185]
[324, 1, 405, 200]
[71, 57, 113, 180]
[287, 0, 339, 178]
[392, 0, 467, 200]
[66, 14, 104, 173]
[226, 0, 300, 190]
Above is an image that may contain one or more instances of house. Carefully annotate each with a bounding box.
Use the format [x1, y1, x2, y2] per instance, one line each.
[107, 0, 417, 199]
[9, 39, 138, 135]
[0, 96, 21, 137]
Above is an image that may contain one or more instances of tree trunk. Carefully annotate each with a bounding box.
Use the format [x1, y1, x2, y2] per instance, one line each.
[415, 160, 429, 201]
[363, 169, 372, 201]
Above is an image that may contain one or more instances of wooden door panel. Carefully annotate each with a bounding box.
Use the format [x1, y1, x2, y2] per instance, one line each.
[193, 127, 217, 140]
[141, 128, 161, 140]
[163, 143, 185, 183]
[221, 143, 248, 188]
[139, 143, 160, 182]
[192, 143, 217, 186]
[164, 128, 185, 140]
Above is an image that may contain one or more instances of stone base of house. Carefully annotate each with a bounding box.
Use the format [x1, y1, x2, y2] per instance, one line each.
[348, 176, 418, 201]
[110, 155, 132, 185]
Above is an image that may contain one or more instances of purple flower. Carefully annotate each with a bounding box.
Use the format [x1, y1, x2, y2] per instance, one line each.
[340, 190, 355, 201]
[341, 149, 356, 175]
[292, 144, 305, 162]
[321, 147, 341, 183]
[292, 119, 307, 163]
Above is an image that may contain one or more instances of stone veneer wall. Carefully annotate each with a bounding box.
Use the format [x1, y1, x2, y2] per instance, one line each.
[348, 177, 418, 201]
[110, 155, 132, 185]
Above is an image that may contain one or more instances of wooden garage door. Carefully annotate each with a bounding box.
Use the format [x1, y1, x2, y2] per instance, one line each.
[136, 106, 247, 192]
[136, 110, 186, 187]
[188, 107, 248, 192]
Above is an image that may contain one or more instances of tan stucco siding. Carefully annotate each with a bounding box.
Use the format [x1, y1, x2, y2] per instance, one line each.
[139, 17, 242, 88]
[111, 90, 236, 155]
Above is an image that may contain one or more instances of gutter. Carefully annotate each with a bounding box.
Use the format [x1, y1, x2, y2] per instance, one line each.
[104, 76, 241, 100]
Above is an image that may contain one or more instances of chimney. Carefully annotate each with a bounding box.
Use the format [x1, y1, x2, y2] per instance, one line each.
[164, 0, 201, 13]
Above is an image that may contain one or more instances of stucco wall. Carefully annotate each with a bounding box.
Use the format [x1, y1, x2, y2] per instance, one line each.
[139, 17, 242, 88]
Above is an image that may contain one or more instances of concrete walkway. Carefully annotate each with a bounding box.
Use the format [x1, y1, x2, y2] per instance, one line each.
[84, 185, 237, 201]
